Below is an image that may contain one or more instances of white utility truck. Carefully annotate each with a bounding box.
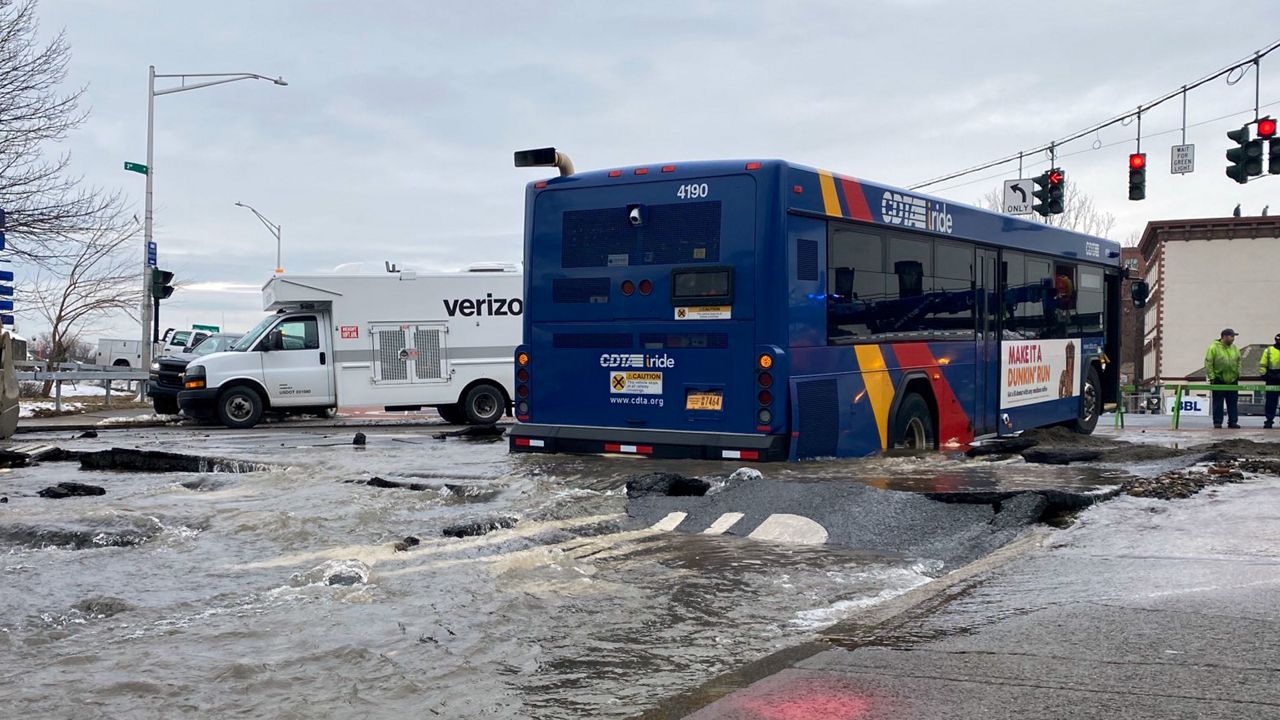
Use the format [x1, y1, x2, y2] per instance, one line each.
[178, 265, 522, 429]
[96, 338, 143, 367]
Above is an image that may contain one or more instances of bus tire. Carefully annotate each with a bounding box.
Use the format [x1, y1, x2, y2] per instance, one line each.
[436, 403, 467, 425]
[217, 386, 264, 429]
[462, 384, 504, 425]
[891, 393, 935, 450]
[1073, 365, 1101, 435]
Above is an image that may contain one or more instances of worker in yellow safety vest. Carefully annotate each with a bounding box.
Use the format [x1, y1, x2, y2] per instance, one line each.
[1261, 333, 1280, 428]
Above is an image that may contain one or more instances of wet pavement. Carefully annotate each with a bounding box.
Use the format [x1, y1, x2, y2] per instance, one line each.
[0, 418, 1273, 718]
[680, 476, 1280, 720]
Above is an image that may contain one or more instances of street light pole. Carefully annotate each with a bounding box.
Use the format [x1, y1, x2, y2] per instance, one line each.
[138, 67, 287, 379]
[234, 202, 284, 274]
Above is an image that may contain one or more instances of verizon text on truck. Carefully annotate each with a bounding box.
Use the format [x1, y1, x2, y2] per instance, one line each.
[178, 265, 521, 428]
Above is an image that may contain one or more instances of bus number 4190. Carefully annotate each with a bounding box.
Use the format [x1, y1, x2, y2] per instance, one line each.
[676, 183, 709, 199]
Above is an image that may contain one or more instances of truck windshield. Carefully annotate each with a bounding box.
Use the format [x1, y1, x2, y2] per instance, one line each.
[192, 335, 242, 356]
[231, 315, 277, 352]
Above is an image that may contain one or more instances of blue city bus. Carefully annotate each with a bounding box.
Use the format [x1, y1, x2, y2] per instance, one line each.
[509, 150, 1122, 461]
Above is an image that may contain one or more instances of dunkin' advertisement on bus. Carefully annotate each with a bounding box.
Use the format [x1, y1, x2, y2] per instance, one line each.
[1001, 339, 1080, 408]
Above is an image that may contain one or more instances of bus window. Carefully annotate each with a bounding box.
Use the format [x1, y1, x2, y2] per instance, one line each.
[1075, 267, 1105, 336]
[1001, 251, 1027, 338]
[827, 227, 886, 344]
[1023, 257, 1056, 338]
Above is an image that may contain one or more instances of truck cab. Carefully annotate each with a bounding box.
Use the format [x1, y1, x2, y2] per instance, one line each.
[178, 311, 335, 428]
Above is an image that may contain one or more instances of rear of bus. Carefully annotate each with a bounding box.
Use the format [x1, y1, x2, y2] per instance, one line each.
[509, 155, 789, 460]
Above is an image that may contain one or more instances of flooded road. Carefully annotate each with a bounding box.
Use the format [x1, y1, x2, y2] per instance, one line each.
[1, 426, 1123, 719]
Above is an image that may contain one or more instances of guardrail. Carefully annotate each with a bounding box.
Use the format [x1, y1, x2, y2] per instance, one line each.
[15, 364, 150, 412]
[1169, 383, 1280, 429]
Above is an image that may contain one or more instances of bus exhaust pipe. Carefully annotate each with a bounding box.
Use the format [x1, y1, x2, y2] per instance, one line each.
[514, 147, 574, 177]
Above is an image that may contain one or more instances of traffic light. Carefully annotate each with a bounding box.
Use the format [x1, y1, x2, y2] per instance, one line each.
[150, 268, 174, 300]
[1032, 168, 1065, 217]
[1257, 116, 1277, 140]
[1226, 125, 1263, 183]
[1128, 153, 1147, 201]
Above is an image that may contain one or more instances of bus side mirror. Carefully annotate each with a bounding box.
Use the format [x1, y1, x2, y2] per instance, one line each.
[1130, 280, 1149, 309]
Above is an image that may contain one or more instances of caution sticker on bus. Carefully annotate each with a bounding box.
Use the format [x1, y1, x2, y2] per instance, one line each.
[610, 371, 663, 395]
[674, 306, 731, 320]
[685, 391, 723, 411]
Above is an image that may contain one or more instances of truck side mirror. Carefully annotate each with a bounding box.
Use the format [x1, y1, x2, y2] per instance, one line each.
[1130, 280, 1149, 309]
[263, 329, 282, 351]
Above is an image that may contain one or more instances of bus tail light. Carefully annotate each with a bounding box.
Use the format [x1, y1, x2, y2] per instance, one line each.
[621, 280, 635, 296]
[755, 348, 780, 432]
[515, 347, 531, 420]
[638, 279, 653, 295]
[757, 371, 772, 388]
[722, 449, 760, 460]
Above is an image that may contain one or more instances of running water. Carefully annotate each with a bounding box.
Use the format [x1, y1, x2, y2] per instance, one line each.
[0, 426, 1113, 718]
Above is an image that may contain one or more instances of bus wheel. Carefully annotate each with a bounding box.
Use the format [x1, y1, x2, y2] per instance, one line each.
[436, 403, 467, 425]
[891, 393, 935, 451]
[463, 384, 504, 425]
[1073, 365, 1101, 435]
[217, 387, 264, 429]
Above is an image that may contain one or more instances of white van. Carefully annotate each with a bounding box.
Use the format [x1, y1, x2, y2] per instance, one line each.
[96, 338, 143, 367]
[178, 265, 522, 429]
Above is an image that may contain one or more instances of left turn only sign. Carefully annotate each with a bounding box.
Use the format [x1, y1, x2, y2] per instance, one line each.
[1002, 178, 1033, 216]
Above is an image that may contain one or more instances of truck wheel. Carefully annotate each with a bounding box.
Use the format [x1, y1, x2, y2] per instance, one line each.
[462, 384, 504, 425]
[152, 396, 179, 415]
[1073, 365, 1101, 435]
[891, 393, 935, 450]
[113, 359, 130, 368]
[217, 387, 264, 429]
[436, 403, 467, 425]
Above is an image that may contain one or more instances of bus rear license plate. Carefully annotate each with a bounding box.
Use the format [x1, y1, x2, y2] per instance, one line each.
[686, 393, 723, 411]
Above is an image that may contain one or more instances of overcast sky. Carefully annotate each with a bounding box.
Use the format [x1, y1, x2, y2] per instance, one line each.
[19, 0, 1280, 342]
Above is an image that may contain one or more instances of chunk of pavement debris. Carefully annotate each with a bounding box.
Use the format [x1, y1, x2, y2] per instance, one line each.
[1, 496, 7, 504]
[729, 467, 764, 482]
[76, 430, 99, 439]
[441, 516, 518, 538]
[365, 476, 430, 491]
[393, 535, 421, 552]
[1019, 447, 1104, 465]
[443, 484, 501, 503]
[0, 449, 31, 469]
[965, 436, 1039, 457]
[625, 473, 712, 499]
[37, 482, 107, 499]
[71, 596, 134, 618]
[289, 559, 370, 588]
[79, 448, 270, 473]
[353, 432, 367, 446]
[432, 425, 505, 440]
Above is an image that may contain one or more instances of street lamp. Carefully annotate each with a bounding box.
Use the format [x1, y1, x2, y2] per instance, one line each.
[138, 66, 287, 377]
[234, 201, 283, 275]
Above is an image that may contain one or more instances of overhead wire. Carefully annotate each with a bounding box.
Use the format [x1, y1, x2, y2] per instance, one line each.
[931, 99, 1280, 195]
[908, 39, 1280, 191]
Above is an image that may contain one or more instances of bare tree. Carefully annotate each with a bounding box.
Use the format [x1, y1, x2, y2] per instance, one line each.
[981, 181, 1118, 239]
[27, 218, 140, 393]
[0, 0, 126, 266]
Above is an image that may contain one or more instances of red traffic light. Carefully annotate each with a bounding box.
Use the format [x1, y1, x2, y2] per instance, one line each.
[1129, 153, 1147, 169]
[1047, 169, 1064, 185]
[1258, 117, 1277, 139]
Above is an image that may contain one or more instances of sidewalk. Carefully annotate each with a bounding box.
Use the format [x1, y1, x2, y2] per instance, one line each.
[673, 478, 1280, 719]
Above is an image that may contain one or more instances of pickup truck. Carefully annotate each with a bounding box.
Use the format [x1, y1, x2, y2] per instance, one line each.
[148, 333, 242, 415]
